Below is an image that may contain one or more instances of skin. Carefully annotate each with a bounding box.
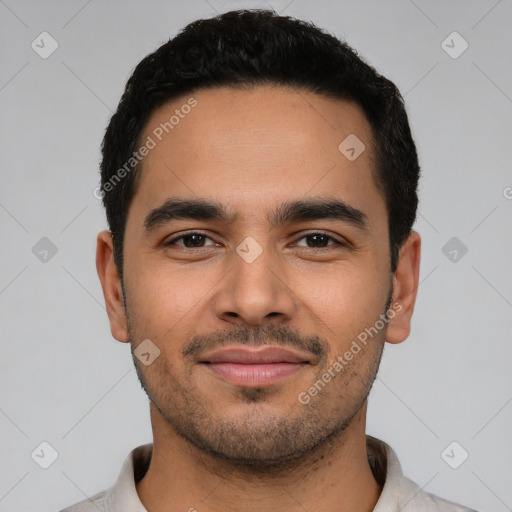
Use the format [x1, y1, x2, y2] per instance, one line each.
[97, 85, 421, 512]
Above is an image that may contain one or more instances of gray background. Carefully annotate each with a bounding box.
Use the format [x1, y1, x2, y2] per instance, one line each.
[1, 1, 511, 511]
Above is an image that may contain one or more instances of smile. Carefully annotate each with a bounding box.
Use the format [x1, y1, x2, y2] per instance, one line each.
[198, 346, 312, 386]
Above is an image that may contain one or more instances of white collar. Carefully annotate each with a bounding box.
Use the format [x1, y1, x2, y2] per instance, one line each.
[100, 436, 473, 511]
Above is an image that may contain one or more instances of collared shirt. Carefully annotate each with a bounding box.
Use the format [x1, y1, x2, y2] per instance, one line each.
[60, 436, 477, 512]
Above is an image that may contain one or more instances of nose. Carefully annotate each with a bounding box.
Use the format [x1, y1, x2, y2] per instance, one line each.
[212, 241, 297, 326]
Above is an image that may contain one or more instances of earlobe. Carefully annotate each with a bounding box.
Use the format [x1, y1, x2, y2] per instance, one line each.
[385, 230, 421, 345]
[96, 230, 130, 343]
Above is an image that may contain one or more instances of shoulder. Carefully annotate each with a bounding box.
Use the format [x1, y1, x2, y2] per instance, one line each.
[403, 483, 478, 511]
[59, 489, 107, 512]
[58, 443, 152, 512]
[367, 436, 478, 512]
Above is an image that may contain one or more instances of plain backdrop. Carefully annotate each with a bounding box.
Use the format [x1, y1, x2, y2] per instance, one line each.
[1, 1, 511, 511]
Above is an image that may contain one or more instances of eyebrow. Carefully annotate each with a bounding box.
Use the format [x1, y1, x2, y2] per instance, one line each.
[143, 197, 369, 234]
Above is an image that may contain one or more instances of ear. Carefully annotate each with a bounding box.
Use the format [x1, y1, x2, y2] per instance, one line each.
[385, 230, 421, 344]
[96, 230, 130, 343]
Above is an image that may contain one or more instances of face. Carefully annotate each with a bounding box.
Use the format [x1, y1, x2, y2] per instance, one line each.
[98, 85, 419, 469]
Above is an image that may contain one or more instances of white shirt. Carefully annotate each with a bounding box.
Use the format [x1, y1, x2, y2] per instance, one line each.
[60, 436, 477, 511]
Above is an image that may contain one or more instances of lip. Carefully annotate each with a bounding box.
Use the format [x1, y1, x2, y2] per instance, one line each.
[198, 346, 311, 364]
[198, 346, 312, 387]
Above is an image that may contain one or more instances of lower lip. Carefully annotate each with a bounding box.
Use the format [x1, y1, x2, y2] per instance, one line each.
[201, 362, 307, 386]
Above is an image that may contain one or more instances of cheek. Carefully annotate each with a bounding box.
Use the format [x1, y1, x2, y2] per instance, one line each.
[293, 260, 387, 323]
[124, 259, 222, 334]
[290, 267, 389, 371]
[125, 258, 223, 354]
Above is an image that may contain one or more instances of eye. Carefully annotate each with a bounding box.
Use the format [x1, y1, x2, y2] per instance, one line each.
[163, 231, 346, 250]
[293, 232, 345, 249]
[165, 231, 217, 248]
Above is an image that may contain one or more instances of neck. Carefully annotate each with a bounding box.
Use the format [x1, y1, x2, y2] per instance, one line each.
[136, 401, 382, 512]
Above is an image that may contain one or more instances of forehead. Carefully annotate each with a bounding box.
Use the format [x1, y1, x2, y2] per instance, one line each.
[129, 85, 384, 228]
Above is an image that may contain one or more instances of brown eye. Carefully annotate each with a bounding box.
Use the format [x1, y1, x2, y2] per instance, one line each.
[295, 233, 343, 248]
[165, 232, 216, 248]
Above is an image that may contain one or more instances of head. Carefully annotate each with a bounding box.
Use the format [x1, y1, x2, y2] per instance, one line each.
[96, 9, 421, 470]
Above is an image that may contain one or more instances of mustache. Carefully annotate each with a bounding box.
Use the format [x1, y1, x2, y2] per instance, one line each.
[182, 324, 328, 361]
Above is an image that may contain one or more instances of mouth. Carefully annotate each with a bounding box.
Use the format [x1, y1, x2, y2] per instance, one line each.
[198, 346, 311, 387]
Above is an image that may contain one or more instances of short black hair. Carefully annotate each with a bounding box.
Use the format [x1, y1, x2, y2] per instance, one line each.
[100, 9, 420, 278]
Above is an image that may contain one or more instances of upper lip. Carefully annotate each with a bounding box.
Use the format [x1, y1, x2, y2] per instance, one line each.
[198, 346, 311, 364]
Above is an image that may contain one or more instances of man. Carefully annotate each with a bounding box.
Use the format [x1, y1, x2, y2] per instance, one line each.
[62, 9, 477, 512]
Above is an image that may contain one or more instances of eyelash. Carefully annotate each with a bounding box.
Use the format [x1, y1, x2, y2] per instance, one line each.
[164, 230, 346, 250]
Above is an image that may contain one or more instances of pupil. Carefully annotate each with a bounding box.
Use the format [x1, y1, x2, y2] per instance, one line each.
[309, 235, 326, 247]
[185, 234, 204, 247]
